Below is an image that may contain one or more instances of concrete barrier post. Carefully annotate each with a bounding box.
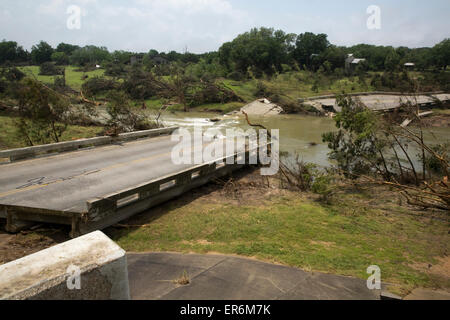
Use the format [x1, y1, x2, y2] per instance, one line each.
[0, 231, 130, 300]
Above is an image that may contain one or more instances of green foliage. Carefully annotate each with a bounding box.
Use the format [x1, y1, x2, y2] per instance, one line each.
[39, 62, 63, 76]
[121, 67, 158, 100]
[423, 144, 449, 175]
[370, 72, 415, 92]
[10, 78, 71, 145]
[104, 62, 127, 77]
[384, 50, 401, 71]
[0, 40, 29, 64]
[82, 76, 118, 98]
[218, 27, 295, 77]
[293, 32, 330, 70]
[56, 43, 80, 56]
[69, 46, 110, 66]
[188, 81, 242, 107]
[432, 38, 450, 70]
[51, 51, 69, 65]
[31, 41, 54, 65]
[1, 66, 25, 82]
[105, 90, 159, 134]
[322, 95, 385, 177]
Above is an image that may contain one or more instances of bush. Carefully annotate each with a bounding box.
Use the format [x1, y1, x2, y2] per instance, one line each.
[39, 62, 63, 76]
[104, 90, 159, 135]
[104, 63, 127, 77]
[227, 71, 245, 81]
[82, 76, 118, 98]
[311, 173, 335, 203]
[3, 67, 25, 82]
[121, 68, 159, 100]
[424, 144, 450, 175]
[188, 82, 242, 107]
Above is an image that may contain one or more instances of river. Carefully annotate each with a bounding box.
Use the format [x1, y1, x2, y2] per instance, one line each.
[157, 111, 450, 169]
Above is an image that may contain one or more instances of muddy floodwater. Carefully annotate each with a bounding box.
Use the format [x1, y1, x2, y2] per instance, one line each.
[158, 111, 450, 169]
[160, 111, 336, 167]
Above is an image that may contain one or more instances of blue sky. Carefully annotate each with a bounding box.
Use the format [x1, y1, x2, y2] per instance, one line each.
[0, 0, 449, 53]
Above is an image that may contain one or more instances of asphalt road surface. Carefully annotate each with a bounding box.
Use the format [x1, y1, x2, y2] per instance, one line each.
[0, 134, 235, 214]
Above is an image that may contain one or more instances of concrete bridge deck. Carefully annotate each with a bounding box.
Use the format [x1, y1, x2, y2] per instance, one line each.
[303, 93, 450, 113]
[0, 132, 257, 237]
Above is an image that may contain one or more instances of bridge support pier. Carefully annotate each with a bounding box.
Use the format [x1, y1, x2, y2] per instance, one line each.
[5, 209, 37, 233]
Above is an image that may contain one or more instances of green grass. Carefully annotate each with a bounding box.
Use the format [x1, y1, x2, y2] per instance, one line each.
[19, 66, 106, 90]
[109, 188, 449, 296]
[220, 71, 377, 104]
[0, 112, 104, 150]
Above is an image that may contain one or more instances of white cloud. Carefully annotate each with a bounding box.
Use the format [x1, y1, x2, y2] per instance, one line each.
[0, 0, 448, 52]
[28, 0, 251, 52]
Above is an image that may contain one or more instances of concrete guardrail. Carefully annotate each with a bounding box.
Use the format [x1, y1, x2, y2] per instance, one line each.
[0, 127, 179, 162]
[0, 231, 130, 300]
[70, 145, 266, 237]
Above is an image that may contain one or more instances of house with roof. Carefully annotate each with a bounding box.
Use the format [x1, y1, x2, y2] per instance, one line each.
[404, 62, 415, 70]
[345, 54, 366, 74]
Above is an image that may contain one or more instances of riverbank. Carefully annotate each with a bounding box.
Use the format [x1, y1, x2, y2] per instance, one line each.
[1, 168, 448, 297]
[0, 110, 104, 150]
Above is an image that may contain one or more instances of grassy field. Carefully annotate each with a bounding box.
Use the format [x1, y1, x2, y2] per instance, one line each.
[16, 66, 376, 111]
[19, 66, 106, 90]
[107, 172, 450, 296]
[0, 112, 104, 150]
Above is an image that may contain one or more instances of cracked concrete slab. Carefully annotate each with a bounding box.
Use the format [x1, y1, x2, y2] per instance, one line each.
[127, 253, 380, 300]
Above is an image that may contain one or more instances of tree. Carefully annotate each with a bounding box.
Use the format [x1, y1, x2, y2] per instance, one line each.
[51, 52, 69, 65]
[31, 41, 54, 65]
[432, 39, 450, 70]
[0, 40, 29, 64]
[293, 32, 330, 69]
[56, 43, 80, 56]
[39, 62, 63, 76]
[10, 78, 71, 145]
[111, 50, 134, 65]
[321, 45, 346, 71]
[218, 27, 295, 76]
[69, 46, 111, 66]
[384, 50, 401, 71]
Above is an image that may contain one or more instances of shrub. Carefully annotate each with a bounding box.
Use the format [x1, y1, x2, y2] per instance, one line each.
[227, 71, 245, 81]
[82, 76, 118, 98]
[39, 62, 63, 76]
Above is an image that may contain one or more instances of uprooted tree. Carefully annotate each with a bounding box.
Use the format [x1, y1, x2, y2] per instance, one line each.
[103, 90, 160, 136]
[9, 77, 71, 146]
[322, 95, 449, 211]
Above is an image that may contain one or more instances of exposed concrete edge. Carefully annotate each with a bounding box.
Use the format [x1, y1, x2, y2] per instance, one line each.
[85, 145, 264, 212]
[300, 91, 447, 102]
[380, 290, 403, 300]
[0, 231, 130, 300]
[0, 127, 179, 163]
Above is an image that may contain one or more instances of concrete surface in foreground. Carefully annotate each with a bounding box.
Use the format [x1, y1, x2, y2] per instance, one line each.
[0, 134, 212, 214]
[127, 252, 380, 300]
[0, 231, 130, 300]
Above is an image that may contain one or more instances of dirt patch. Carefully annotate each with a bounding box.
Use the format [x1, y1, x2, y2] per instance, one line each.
[419, 114, 450, 128]
[0, 225, 70, 265]
[310, 241, 336, 248]
[410, 256, 450, 280]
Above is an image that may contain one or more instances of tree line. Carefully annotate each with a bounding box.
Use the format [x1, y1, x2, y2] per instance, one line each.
[1, 27, 449, 76]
